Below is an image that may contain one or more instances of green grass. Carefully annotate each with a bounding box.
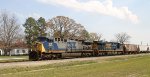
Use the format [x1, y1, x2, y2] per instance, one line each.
[0, 54, 150, 77]
[0, 56, 28, 63]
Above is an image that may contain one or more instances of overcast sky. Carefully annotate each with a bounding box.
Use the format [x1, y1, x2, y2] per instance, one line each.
[0, 0, 150, 45]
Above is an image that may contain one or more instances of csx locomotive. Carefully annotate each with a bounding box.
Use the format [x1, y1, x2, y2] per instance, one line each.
[29, 37, 141, 60]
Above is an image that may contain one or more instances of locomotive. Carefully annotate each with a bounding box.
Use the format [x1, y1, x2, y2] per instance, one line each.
[29, 37, 83, 60]
[29, 37, 141, 61]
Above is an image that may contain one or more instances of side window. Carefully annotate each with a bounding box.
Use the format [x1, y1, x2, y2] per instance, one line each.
[58, 38, 60, 41]
[55, 38, 57, 41]
[72, 42, 76, 48]
[61, 38, 63, 41]
[64, 39, 67, 42]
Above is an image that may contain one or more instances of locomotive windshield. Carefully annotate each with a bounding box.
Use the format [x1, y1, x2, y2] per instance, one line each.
[37, 37, 53, 42]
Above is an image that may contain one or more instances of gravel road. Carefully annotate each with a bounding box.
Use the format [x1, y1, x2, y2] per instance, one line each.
[0, 53, 149, 69]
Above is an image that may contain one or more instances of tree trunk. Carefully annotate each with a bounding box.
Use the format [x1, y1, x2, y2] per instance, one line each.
[4, 48, 11, 56]
[123, 44, 126, 54]
[4, 49, 8, 56]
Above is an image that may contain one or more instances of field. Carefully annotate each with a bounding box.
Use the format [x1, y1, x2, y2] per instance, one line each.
[0, 54, 150, 77]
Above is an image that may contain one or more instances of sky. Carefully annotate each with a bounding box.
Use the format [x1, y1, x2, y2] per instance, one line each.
[0, 0, 150, 45]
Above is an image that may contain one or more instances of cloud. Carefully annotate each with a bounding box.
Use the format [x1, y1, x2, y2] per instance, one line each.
[14, 12, 25, 19]
[37, 0, 139, 24]
[14, 12, 41, 20]
[28, 13, 41, 20]
[11, 12, 41, 23]
[0, 11, 40, 20]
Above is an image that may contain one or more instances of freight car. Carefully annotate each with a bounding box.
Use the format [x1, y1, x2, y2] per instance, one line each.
[124, 44, 139, 54]
[139, 45, 150, 53]
[29, 37, 141, 61]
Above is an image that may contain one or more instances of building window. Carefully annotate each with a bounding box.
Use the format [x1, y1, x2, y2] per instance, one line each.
[17, 50, 19, 53]
[22, 50, 25, 53]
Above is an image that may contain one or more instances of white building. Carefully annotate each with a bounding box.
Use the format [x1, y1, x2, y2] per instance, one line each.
[10, 48, 28, 56]
[0, 48, 28, 56]
[0, 49, 4, 55]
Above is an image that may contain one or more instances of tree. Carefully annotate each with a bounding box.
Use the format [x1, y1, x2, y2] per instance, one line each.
[12, 34, 27, 48]
[23, 17, 39, 49]
[89, 32, 102, 41]
[23, 17, 47, 49]
[78, 29, 90, 40]
[37, 17, 47, 37]
[0, 11, 21, 55]
[47, 16, 85, 39]
[115, 32, 131, 44]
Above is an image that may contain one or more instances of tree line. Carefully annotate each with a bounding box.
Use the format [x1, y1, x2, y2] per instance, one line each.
[0, 11, 130, 55]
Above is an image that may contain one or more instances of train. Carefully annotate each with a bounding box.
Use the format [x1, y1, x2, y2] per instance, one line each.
[29, 37, 150, 60]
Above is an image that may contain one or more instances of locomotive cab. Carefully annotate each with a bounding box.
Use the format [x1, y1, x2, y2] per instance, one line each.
[29, 37, 54, 60]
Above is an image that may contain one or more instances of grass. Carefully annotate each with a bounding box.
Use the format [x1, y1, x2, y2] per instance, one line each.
[0, 56, 28, 63]
[0, 54, 150, 77]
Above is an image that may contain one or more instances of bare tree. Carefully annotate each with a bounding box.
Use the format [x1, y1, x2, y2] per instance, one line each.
[115, 32, 131, 44]
[12, 34, 27, 48]
[89, 32, 102, 41]
[0, 11, 21, 55]
[78, 29, 90, 40]
[47, 16, 85, 39]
